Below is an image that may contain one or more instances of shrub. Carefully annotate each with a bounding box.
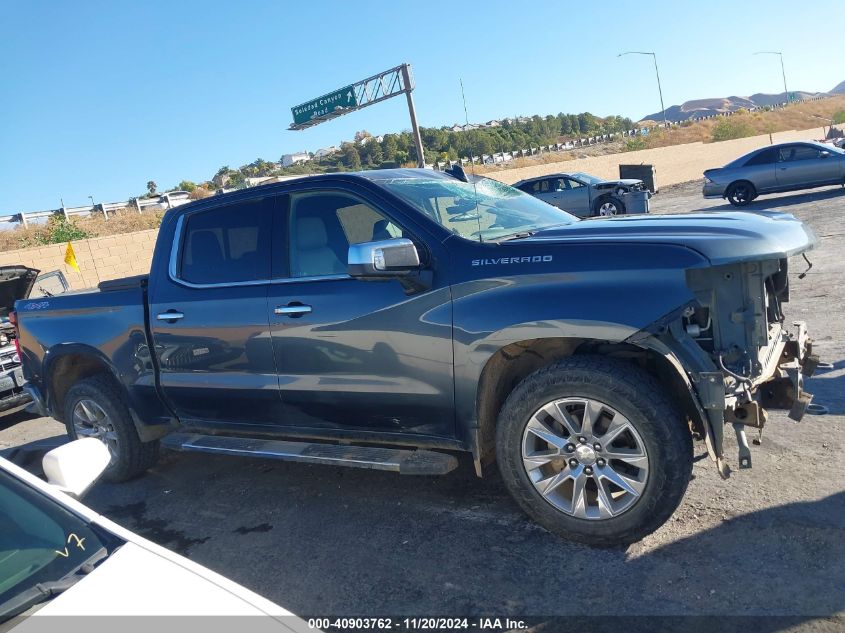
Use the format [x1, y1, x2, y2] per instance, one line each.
[35, 216, 91, 246]
[833, 110, 845, 124]
[711, 118, 755, 142]
[625, 137, 647, 151]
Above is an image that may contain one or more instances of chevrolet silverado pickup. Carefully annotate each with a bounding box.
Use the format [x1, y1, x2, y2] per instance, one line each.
[13, 168, 819, 545]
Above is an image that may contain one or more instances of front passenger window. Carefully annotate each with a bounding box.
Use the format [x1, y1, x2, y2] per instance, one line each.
[289, 192, 403, 278]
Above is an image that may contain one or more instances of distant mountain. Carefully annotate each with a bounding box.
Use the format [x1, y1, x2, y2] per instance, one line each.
[641, 87, 836, 122]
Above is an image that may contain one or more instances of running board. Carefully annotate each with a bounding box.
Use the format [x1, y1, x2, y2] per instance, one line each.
[161, 433, 458, 475]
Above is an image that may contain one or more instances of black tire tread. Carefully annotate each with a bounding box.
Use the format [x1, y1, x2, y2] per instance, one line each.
[726, 181, 756, 207]
[496, 355, 693, 547]
[64, 374, 159, 482]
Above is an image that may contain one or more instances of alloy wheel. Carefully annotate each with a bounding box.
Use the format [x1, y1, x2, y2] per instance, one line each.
[598, 202, 618, 216]
[72, 399, 118, 462]
[521, 397, 650, 520]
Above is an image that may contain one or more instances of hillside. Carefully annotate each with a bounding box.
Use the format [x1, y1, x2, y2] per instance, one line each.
[831, 80, 845, 95]
[642, 88, 834, 122]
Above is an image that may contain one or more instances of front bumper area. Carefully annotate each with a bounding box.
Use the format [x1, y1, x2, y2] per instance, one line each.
[722, 320, 817, 469]
[635, 316, 817, 478]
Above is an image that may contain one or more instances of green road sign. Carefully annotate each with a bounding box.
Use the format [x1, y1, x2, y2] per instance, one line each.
[292, 86, 357, 126]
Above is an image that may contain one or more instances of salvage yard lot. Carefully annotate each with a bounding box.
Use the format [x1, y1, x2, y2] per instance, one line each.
[2, 181, 844, 625]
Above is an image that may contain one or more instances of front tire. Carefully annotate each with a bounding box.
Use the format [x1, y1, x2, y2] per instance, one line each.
[496, 356, 692, 546]
[64, 375, 159, 482]
[726, 181, 756, 206]
[593, 197, 625, 216]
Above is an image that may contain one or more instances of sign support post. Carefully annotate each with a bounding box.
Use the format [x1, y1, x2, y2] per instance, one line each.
[289, 63, 426, 169]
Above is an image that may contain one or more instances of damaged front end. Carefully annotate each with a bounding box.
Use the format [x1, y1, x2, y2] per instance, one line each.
[630, 256, 818, 477]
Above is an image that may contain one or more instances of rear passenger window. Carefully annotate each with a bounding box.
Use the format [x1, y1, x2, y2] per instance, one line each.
[744, 148, 777, 166]
[179, 199, 271, 284]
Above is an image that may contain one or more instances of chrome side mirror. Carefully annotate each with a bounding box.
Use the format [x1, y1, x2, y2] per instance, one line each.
[348, 238, 421, 278]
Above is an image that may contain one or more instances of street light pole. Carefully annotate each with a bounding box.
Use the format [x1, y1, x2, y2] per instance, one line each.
[618, 51, 668, 128]
[754, 51, 789, 104]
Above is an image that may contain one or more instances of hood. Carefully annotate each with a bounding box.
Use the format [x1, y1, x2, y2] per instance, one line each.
[37, 542, 295, 619]
[595, 178, 642, 187]
[0, 266, 38, 316]
[523, 210, 817, 266]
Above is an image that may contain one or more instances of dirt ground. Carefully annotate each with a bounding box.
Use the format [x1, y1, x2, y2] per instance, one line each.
[1, 181, 843, 629]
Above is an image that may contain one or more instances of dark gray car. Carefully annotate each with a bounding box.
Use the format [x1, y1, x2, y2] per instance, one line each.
[514, 172, 646, 217]
[703, 141, 845, 206]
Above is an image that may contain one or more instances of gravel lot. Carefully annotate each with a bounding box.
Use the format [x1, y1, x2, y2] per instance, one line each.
[2, 181, 843, 628]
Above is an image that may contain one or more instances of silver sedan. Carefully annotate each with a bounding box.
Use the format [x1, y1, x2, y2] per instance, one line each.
[703, 141, 845, 206]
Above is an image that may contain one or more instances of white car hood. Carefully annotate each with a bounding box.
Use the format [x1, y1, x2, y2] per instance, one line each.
[32, 543, 293, 620]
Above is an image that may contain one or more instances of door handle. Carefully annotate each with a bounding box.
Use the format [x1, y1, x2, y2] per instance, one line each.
[274, 304, 312, 317]
[156, 311, 185, 321]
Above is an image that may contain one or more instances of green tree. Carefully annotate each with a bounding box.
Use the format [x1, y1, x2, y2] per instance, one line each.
[368, 141, 383, 165]
[178, 180, 197, 193]
[146, 181, 157, 196]
[227, 171, 245, 187]
[343, 144, 362, 170]
[382, 135, 399, 162]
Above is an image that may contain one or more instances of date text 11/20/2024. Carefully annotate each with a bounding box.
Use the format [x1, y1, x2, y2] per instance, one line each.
[307, 617, 527, 631]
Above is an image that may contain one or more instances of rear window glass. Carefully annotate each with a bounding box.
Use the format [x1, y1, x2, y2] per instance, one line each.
[180, 199, 271, 284]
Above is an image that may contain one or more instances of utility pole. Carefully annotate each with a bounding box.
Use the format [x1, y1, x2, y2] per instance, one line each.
[618, 51, 668, 128]
[754, 51, 789, 103]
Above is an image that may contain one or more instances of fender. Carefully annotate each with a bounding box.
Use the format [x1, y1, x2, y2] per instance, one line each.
[450, 242, 707, 437]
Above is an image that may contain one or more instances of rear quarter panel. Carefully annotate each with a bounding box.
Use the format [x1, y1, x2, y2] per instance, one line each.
[15, 287, 170, 425]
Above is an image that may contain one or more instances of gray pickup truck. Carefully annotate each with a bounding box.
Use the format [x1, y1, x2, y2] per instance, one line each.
[13, 168, 819, 545]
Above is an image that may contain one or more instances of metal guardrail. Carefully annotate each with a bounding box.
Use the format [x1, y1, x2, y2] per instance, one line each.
[1, 194, 185, 229]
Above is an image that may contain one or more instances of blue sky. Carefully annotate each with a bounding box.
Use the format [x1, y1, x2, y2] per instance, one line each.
[2, 0, 843, 213]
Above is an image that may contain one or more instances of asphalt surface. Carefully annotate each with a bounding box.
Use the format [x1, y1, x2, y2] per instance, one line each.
[2, 180, 844, 628]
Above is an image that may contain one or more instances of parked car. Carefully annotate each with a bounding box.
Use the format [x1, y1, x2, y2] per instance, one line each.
[513, 172, 648, 217]
[14, 168, 818, 546]
[703, 141, 845, 206]
[0, 438, 300, 623]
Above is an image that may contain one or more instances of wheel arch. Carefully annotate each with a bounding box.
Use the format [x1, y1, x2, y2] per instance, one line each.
[474, 337, 705, 471]
[44, 345, 123, 421]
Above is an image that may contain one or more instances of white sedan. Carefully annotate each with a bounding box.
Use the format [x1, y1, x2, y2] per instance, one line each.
[0, 439, 309, 630]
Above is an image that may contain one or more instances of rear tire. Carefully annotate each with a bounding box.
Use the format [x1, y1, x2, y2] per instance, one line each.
[593, 197, 625, 216]
[496, 356, 693, 546]
[63, 375, 159, 482]
[726, 181, 756, 206]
